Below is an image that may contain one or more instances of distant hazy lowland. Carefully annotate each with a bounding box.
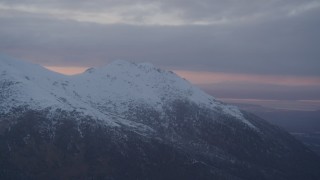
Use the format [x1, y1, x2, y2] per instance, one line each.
[234, 103, 320, 156]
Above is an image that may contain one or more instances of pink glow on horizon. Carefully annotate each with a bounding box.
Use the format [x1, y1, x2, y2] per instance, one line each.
[44, 66, 88, 75]
[174, 70, 320, 86]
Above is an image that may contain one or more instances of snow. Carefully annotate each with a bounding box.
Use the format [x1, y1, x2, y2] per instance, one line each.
[0, 55, 256, 130]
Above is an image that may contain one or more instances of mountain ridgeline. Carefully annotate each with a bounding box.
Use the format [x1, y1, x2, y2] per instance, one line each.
[0, 55, 319, 180]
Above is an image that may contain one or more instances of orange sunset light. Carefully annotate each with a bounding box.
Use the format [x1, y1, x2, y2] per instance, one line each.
[44, 66, 88, 75]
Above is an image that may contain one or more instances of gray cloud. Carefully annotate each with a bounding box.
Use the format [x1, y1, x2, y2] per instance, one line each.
[0, 0, 319, 25]
[0, 0, 319, 77]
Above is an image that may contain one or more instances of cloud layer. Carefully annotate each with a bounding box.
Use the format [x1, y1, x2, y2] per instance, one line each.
[1, 0, 319, 25]
[1, 0, 320, 76]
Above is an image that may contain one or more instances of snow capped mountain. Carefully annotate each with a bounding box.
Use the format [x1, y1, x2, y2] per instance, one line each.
[0, 55, 254, 129]
[1, 55, 320, 180]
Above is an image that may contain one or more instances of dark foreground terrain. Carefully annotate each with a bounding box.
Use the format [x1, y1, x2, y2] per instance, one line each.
[1, 106, 320, 180]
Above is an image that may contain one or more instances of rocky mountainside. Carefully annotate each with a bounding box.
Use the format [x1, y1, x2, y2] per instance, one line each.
[1, 55, 320, 180]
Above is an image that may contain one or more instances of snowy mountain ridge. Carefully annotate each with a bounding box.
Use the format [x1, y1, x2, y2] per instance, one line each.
[0, 55, 255, 129]
[2, 55, 320, 180]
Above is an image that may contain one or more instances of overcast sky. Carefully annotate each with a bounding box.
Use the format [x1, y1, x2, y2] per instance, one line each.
[1, 0, 320, 110]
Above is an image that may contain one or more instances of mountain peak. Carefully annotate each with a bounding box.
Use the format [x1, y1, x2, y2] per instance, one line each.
[84, 67, 96, 74]
[138, 62, 155, 68]
[0, 55, 255, 129]
[105, 60, 158, 73]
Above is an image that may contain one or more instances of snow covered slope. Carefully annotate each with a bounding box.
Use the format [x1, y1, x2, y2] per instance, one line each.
[0, 55, 254, 129]
[1, 55, 320, 180]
